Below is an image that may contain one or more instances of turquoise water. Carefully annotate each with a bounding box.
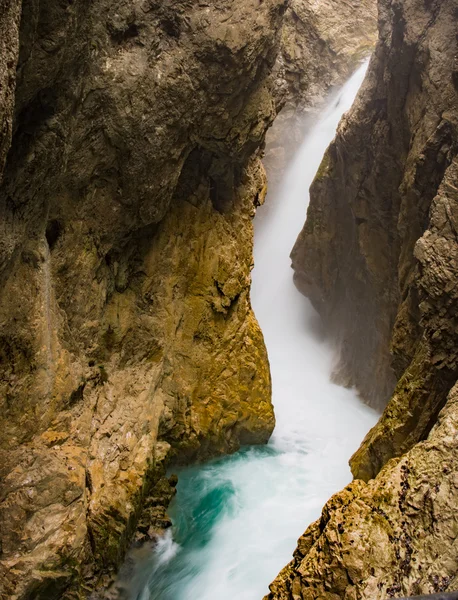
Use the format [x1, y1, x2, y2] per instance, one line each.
[119, 63, 378, 600]
[117, 446, 281, 600]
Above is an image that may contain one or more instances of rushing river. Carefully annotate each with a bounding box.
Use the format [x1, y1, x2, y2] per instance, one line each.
[120, 62, 378, 600]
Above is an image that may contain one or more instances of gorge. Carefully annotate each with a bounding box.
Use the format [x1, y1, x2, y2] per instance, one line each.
[111, 62, 378, 600]
[0, 0, 458, 599]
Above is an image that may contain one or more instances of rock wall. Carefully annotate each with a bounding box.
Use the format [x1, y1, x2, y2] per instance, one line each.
[0, 0, 21, 180]
[0, 1, 287, 597]
[268, 0, 458, 597]
[292, 0, 458, 416]
[264, 0, 377, 191]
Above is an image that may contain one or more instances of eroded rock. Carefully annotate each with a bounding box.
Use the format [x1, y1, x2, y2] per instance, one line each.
[266, 382, 458, 600]
[269, 0, 458, 597]
[0, 1, 286, 596]
[292, 0, 458, 417]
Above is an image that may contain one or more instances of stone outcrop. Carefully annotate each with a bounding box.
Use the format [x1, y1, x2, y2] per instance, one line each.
[264, 0, 377, 191]
[0, 1, 288, 597]
[268, 0, 458, 597]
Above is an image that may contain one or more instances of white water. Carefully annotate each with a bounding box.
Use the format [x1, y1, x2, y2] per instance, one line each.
[121, 63, 378, 600]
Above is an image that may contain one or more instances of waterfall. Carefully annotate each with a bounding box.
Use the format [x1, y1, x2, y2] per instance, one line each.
[119, 62, 378, 600]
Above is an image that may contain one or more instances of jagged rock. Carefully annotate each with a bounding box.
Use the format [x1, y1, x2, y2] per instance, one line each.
[268, 0, 458, 597]
[0, 1, 288, 597]
[0, 0, 384, 596]
[266, 382, 458, 600]
[351, 153, 458, 481]
[0, 0, 21, 182]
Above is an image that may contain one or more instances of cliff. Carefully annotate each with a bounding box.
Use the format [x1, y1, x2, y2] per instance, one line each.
[0, 1, 287, 597]
[292, 0, 458, 418]
[292, 0, 458, 450]
[268, 0, 458, 597]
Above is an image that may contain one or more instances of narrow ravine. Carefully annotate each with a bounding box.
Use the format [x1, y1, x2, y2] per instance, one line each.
[118, 63, 378, 600]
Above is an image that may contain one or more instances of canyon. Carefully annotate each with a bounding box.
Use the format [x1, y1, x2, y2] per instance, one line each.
[111, 61, 378, 600]
[0, 0, 457, 599]
[0, 0, 377, 597]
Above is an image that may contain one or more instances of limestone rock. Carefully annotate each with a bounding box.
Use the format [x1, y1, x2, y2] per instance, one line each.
[0, 1, 287, 597]
[292, 0, 458, 418]
[0, 0, 21, 182]
[268, 0, 458, 597]
[266, 383, 458, 600]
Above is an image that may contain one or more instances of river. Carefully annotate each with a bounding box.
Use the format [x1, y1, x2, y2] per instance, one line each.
[118, 62, 378, 600]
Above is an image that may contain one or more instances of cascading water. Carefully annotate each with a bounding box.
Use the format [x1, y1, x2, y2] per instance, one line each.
[119, 62, 378, 600]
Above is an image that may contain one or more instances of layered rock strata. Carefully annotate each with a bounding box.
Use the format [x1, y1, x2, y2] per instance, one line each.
[268, 0, 458, 597]
[0, 1, 287, 597]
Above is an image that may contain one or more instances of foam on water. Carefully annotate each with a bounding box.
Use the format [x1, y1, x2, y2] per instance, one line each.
[123, 62, 378, 600]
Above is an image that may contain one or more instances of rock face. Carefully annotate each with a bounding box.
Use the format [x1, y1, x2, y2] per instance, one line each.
[0, 0, 21, 180]
[292, 0, 458, 417]
[0, 1, 287, 597]
[264, 0, 377, 190]
[268, 0, 458, 597]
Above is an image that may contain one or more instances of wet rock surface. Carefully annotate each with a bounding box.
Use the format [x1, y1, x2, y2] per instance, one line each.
[292, 0, 458, 417]
[267, 383, 458, 600]
[269, 0, 458, 597]
[0, 0, 287, 596]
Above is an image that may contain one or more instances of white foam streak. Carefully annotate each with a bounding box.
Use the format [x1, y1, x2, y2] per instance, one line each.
[154, 530, 180, 567]
[181, 63, 375, 600]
